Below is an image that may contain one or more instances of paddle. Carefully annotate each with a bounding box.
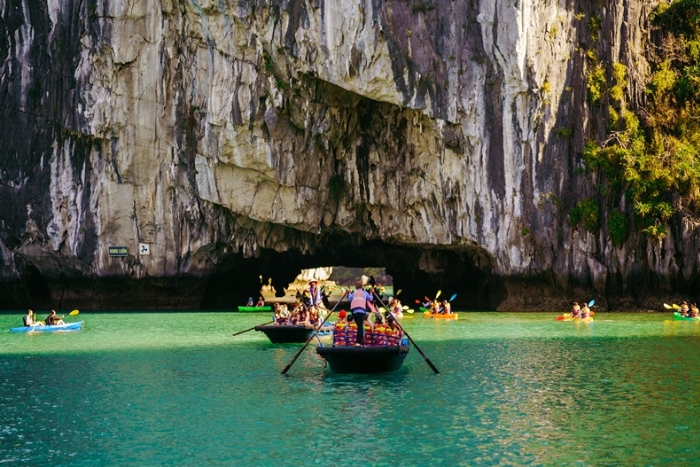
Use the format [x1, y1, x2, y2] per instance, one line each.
[43, 309, 79, 325]
[232, 320, 275, 337]
[373, 291, 440, 374]
[449, 293, 457, 302]
[556, 315, 565, 321]
[664, 303, 674, 309]
[395, 289, 402, 296]
[435, 290, 442, 300]
[281, 291, 347, 375]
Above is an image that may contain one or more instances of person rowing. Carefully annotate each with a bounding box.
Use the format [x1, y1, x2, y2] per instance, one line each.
[347, 279, 373, 346]
[45, 310, 65, 325]
[23, 309, 43, 327]
[581, 303, 591, 319]
[571, 302, 581, 319]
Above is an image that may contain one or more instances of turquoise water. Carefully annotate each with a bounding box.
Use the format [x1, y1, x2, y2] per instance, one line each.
[1, 311, 700, 466]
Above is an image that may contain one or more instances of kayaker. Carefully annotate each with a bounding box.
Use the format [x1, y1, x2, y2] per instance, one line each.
[581, 304, 591, 319]
[23, 309, 42, 327]
[442, 300, 452, 314]
[385, 314, 402, 346]
[680, 301, 690, 317]
[347, 279, 373, 346]
[256, 297, 265, 307]
[571, 302, 581, 318]
[45, 310, 65, 325]
[692, 304, 699, 318]
[246, 297, 254, 307]
[333, 310, 348, 346]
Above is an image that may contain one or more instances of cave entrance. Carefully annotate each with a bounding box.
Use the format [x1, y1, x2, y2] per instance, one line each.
[258, 266, 394, 304]
[201, 241, 503, 311]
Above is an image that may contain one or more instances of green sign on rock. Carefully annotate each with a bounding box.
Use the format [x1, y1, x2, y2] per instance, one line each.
[108, 246, 128, 257]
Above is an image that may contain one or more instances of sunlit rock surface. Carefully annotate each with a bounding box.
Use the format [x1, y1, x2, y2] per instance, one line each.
[0, 0, 689, 310]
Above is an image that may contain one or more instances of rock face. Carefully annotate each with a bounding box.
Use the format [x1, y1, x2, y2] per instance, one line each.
[0, 0, 692, 310]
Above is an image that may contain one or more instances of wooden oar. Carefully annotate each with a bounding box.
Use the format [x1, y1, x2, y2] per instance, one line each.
[281, 291, 347, 375]
[232, 320, 275, 337]
[373, 291, 439, 374]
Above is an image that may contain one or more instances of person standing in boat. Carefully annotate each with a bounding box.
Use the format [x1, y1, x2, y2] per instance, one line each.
[347, 279, 374, 346]
[306, 279, 324, 308]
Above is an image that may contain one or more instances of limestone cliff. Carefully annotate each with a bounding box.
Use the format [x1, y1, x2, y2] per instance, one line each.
[0, 0, 692, 310]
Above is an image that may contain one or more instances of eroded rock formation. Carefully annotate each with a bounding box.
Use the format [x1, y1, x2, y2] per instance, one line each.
[0, 0, 692, 310]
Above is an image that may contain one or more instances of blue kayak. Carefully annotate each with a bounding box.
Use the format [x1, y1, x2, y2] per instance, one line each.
[9, 321, 84, 333]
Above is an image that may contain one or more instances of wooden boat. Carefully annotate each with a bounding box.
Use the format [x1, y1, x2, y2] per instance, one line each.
[237, 305, 272, 312]
[673, 312, 700, 321]
[254, 324, 332, 343]
[316, 345, 410, 373]
[9, 321, 84, 333]
[423, 312, 459, 320]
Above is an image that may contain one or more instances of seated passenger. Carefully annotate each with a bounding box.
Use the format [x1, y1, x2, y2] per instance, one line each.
[581, 304, 591, 319]
[571, 302, 581, 318]
[345, 314, 358, 346]
[442, 300, 452, 314]
[385, 315, 402, 346]
[23, 309, 43, 327]
[45, 310, 64, 325]
[333, 311, 348, 347]
[256, 297, 265, 307]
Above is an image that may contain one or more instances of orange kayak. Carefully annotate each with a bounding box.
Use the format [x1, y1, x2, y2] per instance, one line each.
[423, 312, 459, 320]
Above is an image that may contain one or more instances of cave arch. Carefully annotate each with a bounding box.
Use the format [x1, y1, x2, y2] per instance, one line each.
[200, 240, 504, 311]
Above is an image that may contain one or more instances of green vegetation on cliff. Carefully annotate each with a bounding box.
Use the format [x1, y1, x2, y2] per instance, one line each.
[580, 0, 700, 241]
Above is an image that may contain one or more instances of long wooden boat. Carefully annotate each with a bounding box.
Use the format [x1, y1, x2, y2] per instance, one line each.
[673, 312, 700, 321]
[9, 321, 84, 333]
[316, 345, 410, 373]
[237, 305, 272, 312]
[254, 324, 332, 343]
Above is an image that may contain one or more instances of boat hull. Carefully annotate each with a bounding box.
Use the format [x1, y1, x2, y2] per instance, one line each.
[9, 321, 84, 333]
[557, 316, 594, 322]
[674, 312, 700, 321]
[237, 306, 272, 312]
[316, 345, 409, 373]
[255, 324, 315, 343]
[423, 312, 458, 320]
